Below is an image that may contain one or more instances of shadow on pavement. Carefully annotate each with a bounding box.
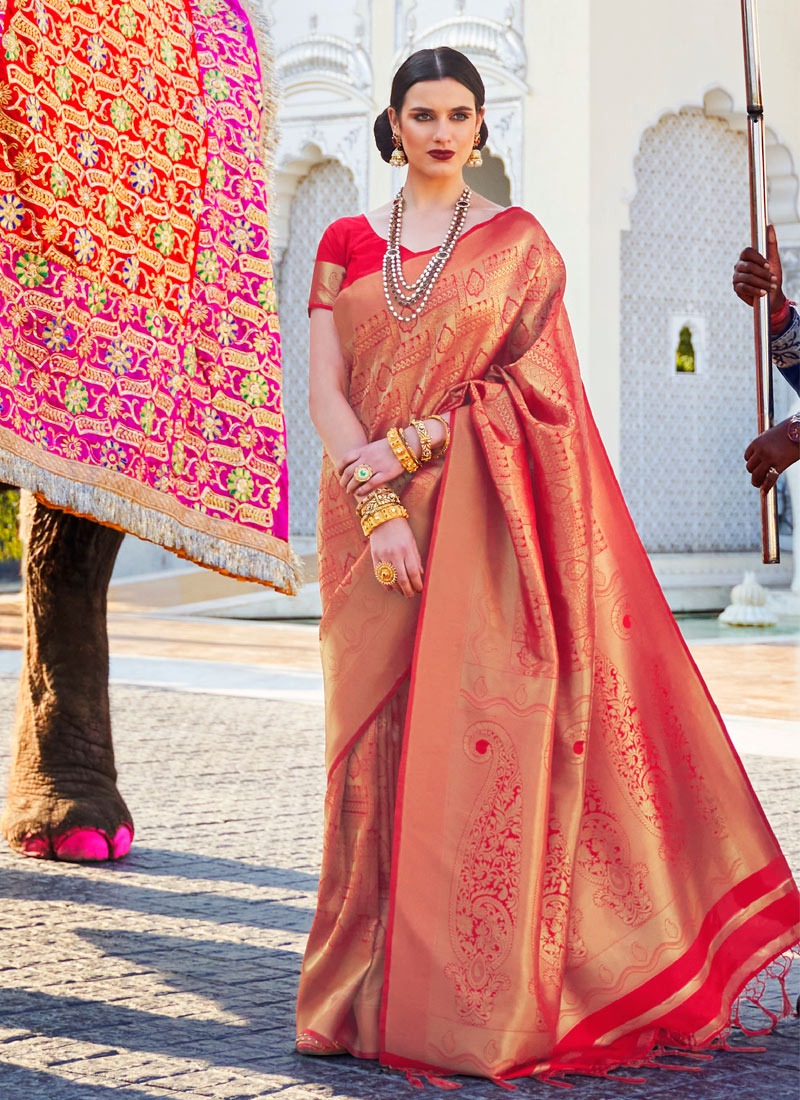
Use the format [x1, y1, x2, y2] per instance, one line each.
[0, 1065, 185, 1100]
[114, 846, 319, 891]
[0, 866, 313, 934]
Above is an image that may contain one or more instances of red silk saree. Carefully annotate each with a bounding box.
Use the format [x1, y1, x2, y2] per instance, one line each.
[297, 208, 800, 1080]
[0, 0, 297, 590]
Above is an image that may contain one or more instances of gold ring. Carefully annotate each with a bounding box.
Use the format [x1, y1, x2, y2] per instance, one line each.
[375, 561, 397, 586]
[354, 464, 374, 484]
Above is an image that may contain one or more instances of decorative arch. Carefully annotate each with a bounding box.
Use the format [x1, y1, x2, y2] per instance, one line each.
[621, 88, 800, 231]
[618, 102, 798, 555]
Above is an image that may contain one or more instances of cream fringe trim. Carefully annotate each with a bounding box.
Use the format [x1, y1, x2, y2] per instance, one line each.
[0, 451, 302, 595]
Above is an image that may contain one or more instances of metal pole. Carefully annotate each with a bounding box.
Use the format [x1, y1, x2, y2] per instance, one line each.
[741, 0, 780, 563]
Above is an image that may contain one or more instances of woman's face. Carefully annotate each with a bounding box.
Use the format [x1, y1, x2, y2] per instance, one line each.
[389, 77, 483, 176]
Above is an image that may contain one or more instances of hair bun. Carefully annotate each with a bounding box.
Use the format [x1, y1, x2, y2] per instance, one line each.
[374, 108, 394, 163]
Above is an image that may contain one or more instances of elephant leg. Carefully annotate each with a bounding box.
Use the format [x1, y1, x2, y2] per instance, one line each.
[2, 492, 133, 861]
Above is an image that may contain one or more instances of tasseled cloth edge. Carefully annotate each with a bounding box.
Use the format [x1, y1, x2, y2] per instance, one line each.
[5, 451, 302, 593]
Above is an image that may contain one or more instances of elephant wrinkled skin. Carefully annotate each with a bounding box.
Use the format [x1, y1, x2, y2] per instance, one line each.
[2, 492, 134, 861]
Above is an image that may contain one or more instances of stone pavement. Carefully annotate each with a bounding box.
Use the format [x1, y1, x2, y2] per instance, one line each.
[0, 612, 797, 1098]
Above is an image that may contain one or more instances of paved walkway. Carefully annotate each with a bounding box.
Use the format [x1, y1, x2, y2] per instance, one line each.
[0, 578, 797, 1099]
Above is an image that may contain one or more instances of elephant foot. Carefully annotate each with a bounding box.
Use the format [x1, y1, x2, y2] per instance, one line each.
[19, 824, 133, 862]
[3, 790, 134, 862]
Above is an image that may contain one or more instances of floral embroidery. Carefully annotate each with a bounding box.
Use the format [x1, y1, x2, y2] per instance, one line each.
[101, 439, 127, 469]
[229, 218, 254, 254]
[216, 310, 237, 346]
[227, 466, 253, 502]
[0, 194, 24, 231]
[154, 221, 174, 256]
[105, 339, 132, 375]
[87, 34, 107, 69]
[110, 98, 133, 132]
[139, 66, 156, 99]
[160, 38, 177, 70]
[145, 309, 164, 339]
[118, 4, 137, 37]
[240, 371, 269, 407]
[164, 128, 185, 161]
[50, 164, 68, 198]
[0, 0, 289, 571]
[200, 408, 222, 440]
[87, 282, 107, 314]
[140, 400, 155, 435]
[207, 156, 225, 190]
[64, 379, 88, 413]
[54, 64, 71, 100]
[129, 160, 155, 195]
[16, 252, 48, 287]
[203, 68, 230, 100]
[42, 318, 73, 351]
[195, 250, 219, 284]
[73, 227, 96, 264]
[75, 131, 100, 167]
[104, 194, 118, 228]
[25, 95, 43, 130]
[3, 29, 20, 61]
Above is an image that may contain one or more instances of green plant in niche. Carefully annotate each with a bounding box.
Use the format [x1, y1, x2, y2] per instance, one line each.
[0, 489, 21, 561]
[676, 325, 696, 373]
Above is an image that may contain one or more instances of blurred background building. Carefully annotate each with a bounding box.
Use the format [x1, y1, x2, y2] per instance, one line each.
[267, 0, 800, 593]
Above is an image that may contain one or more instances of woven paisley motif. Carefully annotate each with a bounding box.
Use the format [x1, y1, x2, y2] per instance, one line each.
[0, 0, 295, 588]
[444, 722, 522, 1026]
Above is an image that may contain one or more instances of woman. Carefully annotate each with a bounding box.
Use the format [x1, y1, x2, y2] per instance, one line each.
[296, 47, 799, 1083]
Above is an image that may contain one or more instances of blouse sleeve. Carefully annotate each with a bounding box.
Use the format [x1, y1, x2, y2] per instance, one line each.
[308, 220, 347, 313]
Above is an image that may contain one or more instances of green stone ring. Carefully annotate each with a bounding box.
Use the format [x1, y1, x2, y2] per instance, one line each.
[354, 464, 374, 484]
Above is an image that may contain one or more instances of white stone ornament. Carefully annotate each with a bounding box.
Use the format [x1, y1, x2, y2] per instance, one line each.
[718, 571, 778, 627]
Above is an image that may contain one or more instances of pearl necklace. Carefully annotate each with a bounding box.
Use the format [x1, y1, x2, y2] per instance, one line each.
[382, 187, 472, 322]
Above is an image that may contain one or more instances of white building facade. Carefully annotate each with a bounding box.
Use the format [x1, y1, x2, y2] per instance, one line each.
[267, 0, 799, 586]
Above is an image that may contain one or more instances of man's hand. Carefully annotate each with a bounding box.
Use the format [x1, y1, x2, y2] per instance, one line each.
[744, 419, 799, 489]
[733, 225, 787, 318]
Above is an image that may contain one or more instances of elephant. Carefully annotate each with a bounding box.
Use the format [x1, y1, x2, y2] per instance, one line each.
[0, 0, 296, 861]
[2, 493, 132, 860]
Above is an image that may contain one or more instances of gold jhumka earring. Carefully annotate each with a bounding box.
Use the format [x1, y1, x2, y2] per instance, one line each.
[466, 134, 483, 168]
[389, 133, 407, 167]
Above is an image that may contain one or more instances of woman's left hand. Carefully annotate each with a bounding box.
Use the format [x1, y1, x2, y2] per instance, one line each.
[337, 438, 404, 497]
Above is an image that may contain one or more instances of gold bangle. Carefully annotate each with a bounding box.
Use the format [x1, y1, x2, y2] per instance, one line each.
[387, 426, 419, 474]
[428, 414, 451, 459]
[361, 502, 409, 538]
[356, 487, 399, 517]
[410, 419, 433, 463]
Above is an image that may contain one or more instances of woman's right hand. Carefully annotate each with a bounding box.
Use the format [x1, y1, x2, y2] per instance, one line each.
[733, 224, 786, 313]
[369, 517, 423, 598]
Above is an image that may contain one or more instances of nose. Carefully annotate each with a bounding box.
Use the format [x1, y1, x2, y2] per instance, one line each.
[433, 118, 449, 143]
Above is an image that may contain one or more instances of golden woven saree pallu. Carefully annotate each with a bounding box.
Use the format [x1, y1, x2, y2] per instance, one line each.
[387, 426, 420, 473]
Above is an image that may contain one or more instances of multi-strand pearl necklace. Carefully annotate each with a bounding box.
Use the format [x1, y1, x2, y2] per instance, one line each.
[382, 187, 472, 323]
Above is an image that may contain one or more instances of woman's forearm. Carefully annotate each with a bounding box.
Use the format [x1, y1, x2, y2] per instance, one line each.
[310, 389, 368, 469]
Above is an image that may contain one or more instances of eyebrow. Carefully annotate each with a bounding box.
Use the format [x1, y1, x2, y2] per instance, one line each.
[407, 104, 474, 112]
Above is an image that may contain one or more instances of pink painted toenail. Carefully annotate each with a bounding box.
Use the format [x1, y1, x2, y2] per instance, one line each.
[110, 824, 133, 859]
[20, 835, 51, 858]
[53, 828, 111, 862]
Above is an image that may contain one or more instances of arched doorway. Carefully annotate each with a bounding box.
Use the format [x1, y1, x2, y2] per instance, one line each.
[277, 159, 359, 538]
[620, 107, 774, 552]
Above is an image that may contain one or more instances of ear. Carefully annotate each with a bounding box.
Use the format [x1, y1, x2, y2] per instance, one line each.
[388, 106, 399, 134]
